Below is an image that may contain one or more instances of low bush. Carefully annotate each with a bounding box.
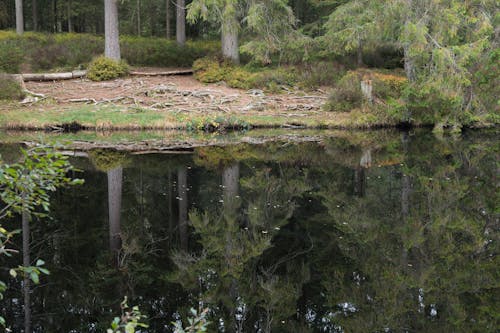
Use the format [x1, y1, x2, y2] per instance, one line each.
[0, 31, 219, 72]
[193, 57, 298, 91]
[0, 42, 23, 73]
[296, 61, 346, 89]
[86, 56, 129, 81]
[325, 71, 364, 112]
[325, 69, 407, 112]
[0, 74, 25, 100]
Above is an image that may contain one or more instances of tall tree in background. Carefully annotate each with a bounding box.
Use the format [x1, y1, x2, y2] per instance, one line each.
[15, 0, 23, 34]
[176, 0, 186, 45]
[322, 0, 379, 66]
[165, 0, 171, 38]
[187, 0, 244, 63]
[32, 0, 38, 31]
[104, 0, 121, 60]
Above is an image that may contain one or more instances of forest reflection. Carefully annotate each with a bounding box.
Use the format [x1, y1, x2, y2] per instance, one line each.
[1, 129, 498, 333]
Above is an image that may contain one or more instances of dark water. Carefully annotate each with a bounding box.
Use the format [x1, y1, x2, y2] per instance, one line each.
[1, 130, 499, 333]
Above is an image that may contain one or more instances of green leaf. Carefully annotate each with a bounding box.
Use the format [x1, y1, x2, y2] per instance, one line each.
[30, 271, 39, 284]
[36, 259, 45, 266]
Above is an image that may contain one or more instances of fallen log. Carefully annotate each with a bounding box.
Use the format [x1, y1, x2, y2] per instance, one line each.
[129, 69, 193, 76]
[21, 70, 87, 81]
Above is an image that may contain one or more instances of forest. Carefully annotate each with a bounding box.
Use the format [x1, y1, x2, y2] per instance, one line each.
[0, 0, 498, 131]
[0, 2, 499, 332]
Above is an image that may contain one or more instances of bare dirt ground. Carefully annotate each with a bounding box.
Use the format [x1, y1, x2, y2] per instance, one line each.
[23, 67, 328, 115]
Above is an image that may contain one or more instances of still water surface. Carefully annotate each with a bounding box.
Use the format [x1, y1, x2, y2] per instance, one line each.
[1, 130, 499, 332]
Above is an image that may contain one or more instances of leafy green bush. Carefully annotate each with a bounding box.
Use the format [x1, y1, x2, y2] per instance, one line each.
[86, 56, 129, 81]
[0, 74, 25, 100]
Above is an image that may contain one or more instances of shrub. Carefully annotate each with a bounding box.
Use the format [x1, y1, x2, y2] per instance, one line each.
[325, 71, 363, 112]
[86, 56, 129, 81]
[193, 57, 298, 91]
[0, 32, 219, 72]
[0, 74, 25, 100]
[297, 61, 346, 89]
[325, 69, 407, 112]
[0, 42, 23, 73]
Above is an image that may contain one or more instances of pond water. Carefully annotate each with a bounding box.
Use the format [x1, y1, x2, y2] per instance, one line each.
[1, 129, 499, 333]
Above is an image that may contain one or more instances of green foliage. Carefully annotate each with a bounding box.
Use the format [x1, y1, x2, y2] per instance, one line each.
[325, 71, 363, 112]
[172, 308, 210, 333]
[0, 145, 82, 327]
[9, 259, 50, 285]
[0, 74, 25, 100]
[120, 37, 220, 67]
[0, 41, 23, 73]
[107, 297, 148, 333]
[87, 56, 129, 82]
[0, 32, 219, 72]
[325, 69, 408, 112]
[88, 149, 130, 171]
[193, 57, 298, 91]
[0, 145, 84, 218]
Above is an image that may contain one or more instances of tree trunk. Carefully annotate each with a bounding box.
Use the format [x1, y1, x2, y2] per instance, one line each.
[15, 0, 23, 35]
[22, 210, 31, 333]
[67, 0, 73, 32]
[165, 0, 171, 39]
[108, 167, 123, 263]
[221, 16, 239, 64]
[177, 167, 188, 250]
[357, 40, 363, 67]
[105, 0, 121, 60]
[136, 0, 141, 36]
[32, 0, 38, 31]
[176, 0, 186, 46]
[222, 163, 240, 209]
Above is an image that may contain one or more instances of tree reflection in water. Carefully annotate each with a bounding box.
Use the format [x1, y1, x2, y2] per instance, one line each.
[0, 130, 497, 332]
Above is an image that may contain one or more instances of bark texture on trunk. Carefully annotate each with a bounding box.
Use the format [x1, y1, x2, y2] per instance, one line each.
[221, 19, 240, 64]
[108, 167, 123, 257]
[176, 0, 186, 46]
[105, 0, 121, 60]
[15, 0, 24, 35]
[177, 167, 188, 250]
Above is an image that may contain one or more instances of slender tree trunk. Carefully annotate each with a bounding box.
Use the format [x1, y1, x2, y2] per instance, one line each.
[176, 0, 186, 46]
[222, 163, 240, 209]
[136, 0, 141, 36]
[167, 172, 173, 246]
[22, 210, 31, 333]
[221, 18, 239, 64]
[15, 0, 24, 35]
[357, 40, 363, 67]
[67, 0, 73, 32]
[165, 0, 171, 39]
[108, 167, 123, 265]
[105, 0, 121, 60]
[177, 167, 188, 250]
[32, 0, 38, 31]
